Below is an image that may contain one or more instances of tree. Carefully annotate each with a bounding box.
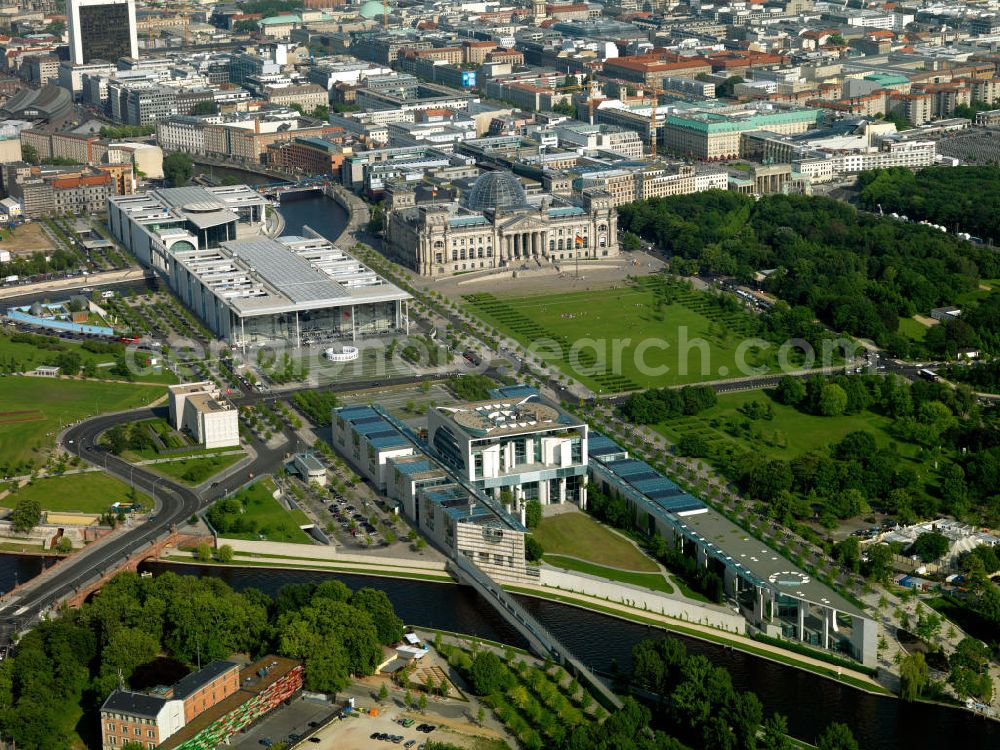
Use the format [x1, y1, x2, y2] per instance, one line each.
[163, 152, 193, 187]
[724, 691, 763, 750]
[678, 432, 710, 458]
[195, 543, 213, 562]
[525, 499, 542, 528]
[191, 101, 218, 116]
[864, 544, 893, 582]
[774, 376, 806, 406]
[621, 232, 642, 252]
[418, 692, 428, 711]
[367, 203, 385, 235]
[233, 19, 259, 34]
[816, 722, 859, 750]
[760, 713, 793, 750]
[468, 651, 513, 695]
[899, 652, 928, 702]
[216, 544, 234, 563]
[378, 682, 389, 702]
[524, 535, 544, 562]
[350, 588, 404, 645]
[910, 532, 949, 563]
[21, 143, 39, 165]
[10, 497, 41, 534]
[949, 637, 993, 702]
[56, 536, 72, 553]
[551, 99, 576, 116]
[276, 598, 381, 692]
[819, 383, 848, 416]
[476, 706, 486, 725]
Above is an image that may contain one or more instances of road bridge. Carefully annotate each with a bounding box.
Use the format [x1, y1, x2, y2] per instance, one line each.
[0, 406, 290, 648]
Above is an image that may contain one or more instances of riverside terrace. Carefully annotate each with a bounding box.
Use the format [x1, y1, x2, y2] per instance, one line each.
[587, 433, 877, 667]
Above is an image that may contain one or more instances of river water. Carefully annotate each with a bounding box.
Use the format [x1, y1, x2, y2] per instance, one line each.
[189, 163, 350, 243]
[135, 561, 997, 750]
[276, 192, 349, 241]
[0, 553, 55, 595]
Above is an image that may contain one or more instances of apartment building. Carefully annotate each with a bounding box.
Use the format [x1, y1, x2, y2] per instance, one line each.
[266, 135, 346, 174]
[15, 169, 116, 218]
[101, 661, 239, 750]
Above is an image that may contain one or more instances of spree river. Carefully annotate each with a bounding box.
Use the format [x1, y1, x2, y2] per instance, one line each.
[189, 163, 350, 243]
[134, 561, 997, 750]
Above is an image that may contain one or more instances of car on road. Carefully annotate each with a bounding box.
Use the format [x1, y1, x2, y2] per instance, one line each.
[405, 741, 416, 749]
[259, 739, 272, 747]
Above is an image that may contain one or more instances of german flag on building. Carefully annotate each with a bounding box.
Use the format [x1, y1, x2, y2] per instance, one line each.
[575, 234, 584, 247]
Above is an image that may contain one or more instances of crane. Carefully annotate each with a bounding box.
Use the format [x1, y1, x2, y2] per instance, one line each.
[552, 78, 599, 123]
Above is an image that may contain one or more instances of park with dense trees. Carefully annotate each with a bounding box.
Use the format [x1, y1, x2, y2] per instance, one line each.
[617, 191, 1000, 358]
[0, 572, 404, 749]
[858, 166, 1000, 245]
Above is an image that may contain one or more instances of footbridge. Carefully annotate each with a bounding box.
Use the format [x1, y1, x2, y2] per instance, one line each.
[448, 556, 624, 711]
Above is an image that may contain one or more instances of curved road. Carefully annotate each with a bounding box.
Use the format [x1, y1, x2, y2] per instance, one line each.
[0, 406, 289, 647]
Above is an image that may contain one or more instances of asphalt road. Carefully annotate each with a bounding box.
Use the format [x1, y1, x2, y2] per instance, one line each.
[0, 405, 290, 648]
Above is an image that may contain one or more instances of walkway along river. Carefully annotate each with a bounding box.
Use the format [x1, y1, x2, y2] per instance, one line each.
[139, 561, 999, 750]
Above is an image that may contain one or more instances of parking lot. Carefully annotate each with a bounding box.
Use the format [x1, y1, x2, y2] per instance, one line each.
[300, 707, 495, 750]
[231, 696, 335, 749]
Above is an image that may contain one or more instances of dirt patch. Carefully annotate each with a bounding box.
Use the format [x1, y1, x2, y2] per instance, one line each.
[912, 315, 939, 328]
[429, 251, 666, 300]
[0, 411, 44, 424]
[0, 223, 55, 255]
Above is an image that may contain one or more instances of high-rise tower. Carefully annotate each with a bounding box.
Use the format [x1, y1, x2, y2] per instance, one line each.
[66, 0, 138, 65]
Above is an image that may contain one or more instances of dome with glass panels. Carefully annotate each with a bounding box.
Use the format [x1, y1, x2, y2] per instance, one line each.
[464, 171, 529, 213]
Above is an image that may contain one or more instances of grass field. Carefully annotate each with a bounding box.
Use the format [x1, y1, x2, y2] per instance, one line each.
[0, 376, 162, 472]
[0, 332, 177, 385]
[544, 554, 674, 594]
[214, 477, 313, 544]
[463, 277, 781, 392]
[533, 511, 659, 571]
[655, 389, 933, 470]
[897, 316, 929, 342]
[2, 472, 149, 513]
[147, 452, 244, 486]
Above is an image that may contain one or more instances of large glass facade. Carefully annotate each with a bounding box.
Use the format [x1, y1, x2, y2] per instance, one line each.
[78, 4, 132, 64]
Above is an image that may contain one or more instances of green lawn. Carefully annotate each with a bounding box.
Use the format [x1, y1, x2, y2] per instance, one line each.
[654, 389, 937, 477]
[544, 554, 674, 594]
[147, 452, 244, 486]
[463, 277, 785, 393]
[0, 331, 176, 385]
[212, 477, 313, 544]
[0, 376, 163, 473]
[3, 472, 150, 514]
[897, 316, 930, 341]
[533, 511, 659, 571]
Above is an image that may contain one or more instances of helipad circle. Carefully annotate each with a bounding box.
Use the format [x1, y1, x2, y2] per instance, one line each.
[768, 570, 811, 587]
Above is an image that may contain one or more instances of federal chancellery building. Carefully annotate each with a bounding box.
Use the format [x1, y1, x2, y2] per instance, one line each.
[384, 170, 620, 277]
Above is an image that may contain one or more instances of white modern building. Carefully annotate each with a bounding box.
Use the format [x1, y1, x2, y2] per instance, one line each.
[67, 0, 138, 65]
[167, 382, 240, 449]
[426, 388, 589, 513]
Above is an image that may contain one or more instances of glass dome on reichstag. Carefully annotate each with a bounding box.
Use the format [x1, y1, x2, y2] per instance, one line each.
[464, 171, 530, 213]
